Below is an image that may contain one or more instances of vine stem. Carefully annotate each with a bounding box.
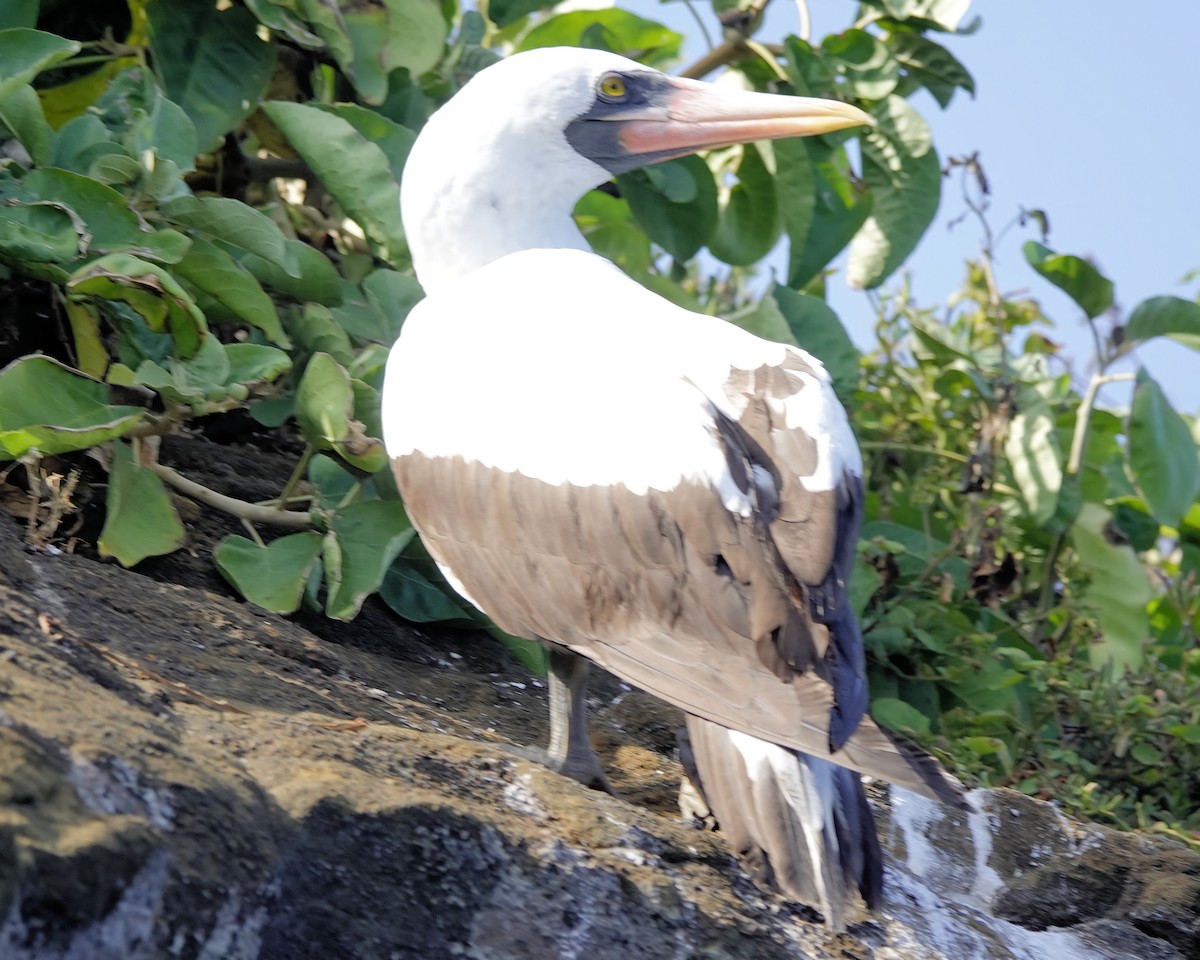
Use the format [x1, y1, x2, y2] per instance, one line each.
[680, 0, 715, 51]
[147, 462, 313, 530]
[1035, 371, 1137, 623]
[276, 445, 314, 513]
[1066, 372, 1136, 476]
[794, 0, 811, 41]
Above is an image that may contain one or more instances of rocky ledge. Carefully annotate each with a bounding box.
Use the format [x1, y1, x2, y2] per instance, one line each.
[1, 512, 1196, 959]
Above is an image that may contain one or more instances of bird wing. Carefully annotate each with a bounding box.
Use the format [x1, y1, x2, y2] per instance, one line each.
[385, 248, 960, 803]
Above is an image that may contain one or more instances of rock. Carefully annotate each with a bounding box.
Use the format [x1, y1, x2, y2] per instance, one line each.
[0, 509, 1197, 960]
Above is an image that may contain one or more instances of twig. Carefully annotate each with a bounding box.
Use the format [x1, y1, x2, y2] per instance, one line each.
[859, 440, 970, 464]
[147, 461, 313, 529]
[746, 40, 789, 82]
[680, 0, 716, 52]
[794, 0, 811, 41]
[678, 0, 774, 80]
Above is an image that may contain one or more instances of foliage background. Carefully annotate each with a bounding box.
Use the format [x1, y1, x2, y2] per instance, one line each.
[1, 0, 1198, 843]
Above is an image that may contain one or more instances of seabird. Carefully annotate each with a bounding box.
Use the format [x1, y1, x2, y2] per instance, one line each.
[383, 46, 965, 927]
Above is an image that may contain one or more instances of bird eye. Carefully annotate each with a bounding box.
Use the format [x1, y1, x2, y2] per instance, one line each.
[598, 73, 628, 100]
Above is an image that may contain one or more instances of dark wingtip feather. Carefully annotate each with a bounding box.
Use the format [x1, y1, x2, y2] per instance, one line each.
[878, 725, 971, 810]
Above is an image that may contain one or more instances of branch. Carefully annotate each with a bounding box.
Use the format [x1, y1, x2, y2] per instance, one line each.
[679, 0, 774, 80]
[148, 462, 314, 530]
[679, 38, 745, 80]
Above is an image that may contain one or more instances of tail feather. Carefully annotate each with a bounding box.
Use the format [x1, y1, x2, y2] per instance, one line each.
[682, 716, 882, 930]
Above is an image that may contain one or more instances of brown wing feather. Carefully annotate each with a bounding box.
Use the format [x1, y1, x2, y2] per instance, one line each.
[393, 448, 963, 805]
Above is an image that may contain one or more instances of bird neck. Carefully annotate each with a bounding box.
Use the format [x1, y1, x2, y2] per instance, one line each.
[400, 105, 607, 295]
[404, 179, 590, 294]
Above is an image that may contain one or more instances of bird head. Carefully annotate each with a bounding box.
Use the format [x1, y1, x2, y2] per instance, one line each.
[401, 47, 872, 289]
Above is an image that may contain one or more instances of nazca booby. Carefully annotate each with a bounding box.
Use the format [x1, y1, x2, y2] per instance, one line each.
[383, 46, 965, 926]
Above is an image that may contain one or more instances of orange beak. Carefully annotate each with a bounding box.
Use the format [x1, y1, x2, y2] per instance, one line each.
[616, 77, 872, 159]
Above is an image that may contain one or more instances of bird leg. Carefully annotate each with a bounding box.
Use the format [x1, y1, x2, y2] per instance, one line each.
[545, 645, 618, 795]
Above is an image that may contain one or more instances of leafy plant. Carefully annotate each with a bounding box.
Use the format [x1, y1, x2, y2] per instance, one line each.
[0, 1, 960, 632]
[850, 160, 1200, 839]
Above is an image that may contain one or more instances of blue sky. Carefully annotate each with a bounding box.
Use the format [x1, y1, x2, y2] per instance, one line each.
[636, 1, 1200, 414]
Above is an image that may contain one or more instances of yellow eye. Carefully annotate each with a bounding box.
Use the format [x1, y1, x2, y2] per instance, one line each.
[599, 73, 627, 100]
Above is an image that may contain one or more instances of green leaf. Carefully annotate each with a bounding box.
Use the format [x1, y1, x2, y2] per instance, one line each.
[847, 95, 940, 289]
[309, 454, 362, 511]
[295, 352, 352, 448]
[822, 29, 900, 100]
[98, 442, 186, 567]
[128, 334, 234, 406]
[1070, 503, 1151, 672]
[1023, 241, 1114, 319]
[380, 559, 472, 624]
[0, 28, 81, 100]
[872, 697, 931, 735]
[0, 82, 53, 165]
[224, 342, 292, 387]
[323, 501, 415, 620]
[0, 193, 80, 262]
[244, 0, 323, 48]
[288, 303, 354, 365]
[215, 531, 324, 614]
[17, 168, 153, 256]
[333, 379, 388, 474]
[770, 285, 861, 403]
[237, 238, 342, 304]
[888, 32, 974, 108]
[147, 0, 277, 151]
[574, 190, 652, 275]
[1109, 497, 1160, 554]
[862, 0, 972, 31]
[778, 137, 871, 289]
[331, 270, 425, 345]
[1005, 399, 1063, 525]
[782, 36, 836, 96]
[133, 90, 199, 173]
[1125, 295, 1200, 351]
[64, 300, 109, 379]
[727, 295, 797, 347]
[0, 356, 145, 460]
[619, 156, 717, 262]
[0, 1, 37, 29]
[172, 236, 289, 346]
[488, 0, 559, 28]
[313, 102, 415, 185]
[67, 253, 208, 358]
[1127, 369, 1200, 529]
[708, 144, 782, 266]
[488, 624, 549, 676]
[162, 195, 294, 274]
[263, 100, 407, 266]
[50, 113, 114, 170]
[518, 10, 682, 67]
[296, 0, 446, 103]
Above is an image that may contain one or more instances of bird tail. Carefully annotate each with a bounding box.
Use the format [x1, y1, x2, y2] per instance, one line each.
[681, 716, 882, 930]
